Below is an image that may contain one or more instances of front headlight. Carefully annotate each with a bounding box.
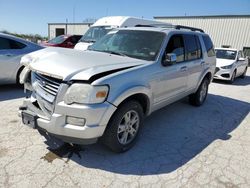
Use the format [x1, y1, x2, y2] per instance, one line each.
[64, 83, 109, 104]
[221, 64, 233, 69]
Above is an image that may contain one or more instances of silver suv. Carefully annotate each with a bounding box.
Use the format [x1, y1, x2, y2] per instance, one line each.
[19, 26, 216, 152]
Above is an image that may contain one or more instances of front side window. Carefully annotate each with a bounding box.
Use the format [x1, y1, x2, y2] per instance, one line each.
[89, 30, 165, 61]
[165, 34, 185, 63]
[183, 35, 202, 61]
[215, 49, 237, 60]
[70, 36, 81, 44]
[238, 51, 244, 59]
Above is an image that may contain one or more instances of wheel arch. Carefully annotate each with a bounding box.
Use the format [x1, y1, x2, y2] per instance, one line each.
[16, 65, 25, 84]
[111, 86, 152, 116]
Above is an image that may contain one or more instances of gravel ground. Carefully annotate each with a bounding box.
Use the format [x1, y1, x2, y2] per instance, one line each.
[0, 70, 250, 188]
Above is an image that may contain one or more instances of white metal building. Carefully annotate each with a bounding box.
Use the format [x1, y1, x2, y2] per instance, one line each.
[48, 22, 93, 40]
[154, 15, 250, 56]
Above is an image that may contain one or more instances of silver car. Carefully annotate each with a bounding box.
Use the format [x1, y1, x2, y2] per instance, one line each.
[19, 26, 216, 152]
[0, 33, 43, 85]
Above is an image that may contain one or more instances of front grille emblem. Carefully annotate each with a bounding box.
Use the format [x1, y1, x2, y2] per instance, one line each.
[41, 81, 46, 87]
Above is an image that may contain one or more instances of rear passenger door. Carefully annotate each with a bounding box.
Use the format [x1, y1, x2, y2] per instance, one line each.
[183, 34, 203, 91]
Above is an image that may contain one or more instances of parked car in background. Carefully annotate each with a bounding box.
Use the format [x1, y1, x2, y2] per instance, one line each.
[0, 33, 43, 85]
[74, 16, 170, 51]
[214, 48, 248, 83]
[19, 25, 216, 152]
[42, 35, 82, 48]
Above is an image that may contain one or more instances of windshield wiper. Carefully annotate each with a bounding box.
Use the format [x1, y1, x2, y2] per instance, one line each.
[81, 39, 96, 43]
[104, 50, 127, 57]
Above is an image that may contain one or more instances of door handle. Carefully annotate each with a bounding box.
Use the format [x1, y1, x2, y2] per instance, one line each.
[180, 66, 187, 72]
[201, 61, 205, 65]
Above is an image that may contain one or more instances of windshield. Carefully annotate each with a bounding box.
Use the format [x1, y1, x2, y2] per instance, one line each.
[215, 49, 237, 60]
[48, 35, 67, 44]
[89, 30, 165, 61]
[79, 26, 113, 43]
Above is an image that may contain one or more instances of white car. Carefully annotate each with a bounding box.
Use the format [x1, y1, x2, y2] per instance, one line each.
[74, 16, 170, 51]
[0, 33, 43, 85]
[214, 48, 248, 83]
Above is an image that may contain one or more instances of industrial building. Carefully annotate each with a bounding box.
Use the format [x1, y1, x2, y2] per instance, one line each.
[48, 15, 250, 56]
[48, 22, 93, 40]
[154, 15, 250, 56]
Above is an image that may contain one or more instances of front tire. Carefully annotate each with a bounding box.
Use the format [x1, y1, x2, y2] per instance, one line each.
[189, 78, 209, 106]
[240, 67, 247, 79]
[228, 70, 236, 84]
[101, 100, 144, 153]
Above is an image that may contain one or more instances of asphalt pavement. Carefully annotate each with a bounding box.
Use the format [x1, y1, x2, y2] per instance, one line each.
[0, 70, 250, 188]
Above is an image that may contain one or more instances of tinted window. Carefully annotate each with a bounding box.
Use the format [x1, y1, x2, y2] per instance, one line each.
[195, 36, 202, 59]
[70, 36, 81, 44]
[202, 35, 215, 57]
[9, 39, 26, 49]
[184, 35, 201, 61]
[0, 37, 11, 49]
[165, 35, 185, 63]
[238, 51, 244, 58]
[215, 49, 237, 60]
[0, 37, 26, 50]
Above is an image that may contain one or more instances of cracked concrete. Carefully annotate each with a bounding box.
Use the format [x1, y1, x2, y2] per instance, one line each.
[0, 70, 250, 188]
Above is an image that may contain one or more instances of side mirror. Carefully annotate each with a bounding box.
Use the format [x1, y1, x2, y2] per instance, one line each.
[238, 57, 245, 61]
[162, 53, 177, 66]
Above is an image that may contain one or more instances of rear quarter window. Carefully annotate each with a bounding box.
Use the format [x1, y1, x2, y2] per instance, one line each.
[9, 39, 26, 49]
[202, 35, 215, 57]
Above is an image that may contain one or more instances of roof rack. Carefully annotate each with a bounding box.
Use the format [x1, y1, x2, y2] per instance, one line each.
[135, 24, 155, 27]
[174, 25, 204, 33]
[134, 24, 204, 33]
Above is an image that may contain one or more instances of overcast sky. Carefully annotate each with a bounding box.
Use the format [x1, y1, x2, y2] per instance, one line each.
[0, 0, 249, 36]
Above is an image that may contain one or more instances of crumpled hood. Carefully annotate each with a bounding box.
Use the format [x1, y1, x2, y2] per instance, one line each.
[216, 58, 235, 67]
[24, 47, 145, 81]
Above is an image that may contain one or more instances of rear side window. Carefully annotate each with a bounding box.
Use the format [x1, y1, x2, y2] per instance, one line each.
[0, 37, 26, 50]
[202, 35, 215, 57]
[0, 37, 11, 49]
[183, 35, 202, 61]
[9, 39, 26, 49]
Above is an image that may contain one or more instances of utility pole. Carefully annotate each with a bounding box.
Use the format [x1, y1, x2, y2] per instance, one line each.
[66, 18, 68, 35]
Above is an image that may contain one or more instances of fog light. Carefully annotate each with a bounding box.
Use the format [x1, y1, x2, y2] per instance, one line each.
[66, 116, 86, 126]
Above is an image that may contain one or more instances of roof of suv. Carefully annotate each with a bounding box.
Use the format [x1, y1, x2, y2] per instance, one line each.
[115, 26, 207, 36]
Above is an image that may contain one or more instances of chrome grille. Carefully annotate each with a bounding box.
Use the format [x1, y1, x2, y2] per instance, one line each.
[31, 72, 61, 118]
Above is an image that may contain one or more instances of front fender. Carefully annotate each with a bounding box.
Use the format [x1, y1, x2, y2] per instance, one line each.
[109, 85, 153, 114]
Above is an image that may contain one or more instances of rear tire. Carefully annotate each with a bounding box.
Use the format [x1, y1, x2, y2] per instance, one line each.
[189, 78, 209, 106]
[101, 100, 144, 153]
[240, 67, 247, 79]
